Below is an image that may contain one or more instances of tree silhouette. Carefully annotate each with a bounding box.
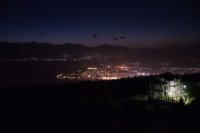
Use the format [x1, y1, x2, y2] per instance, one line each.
[179, 98, 184, 105]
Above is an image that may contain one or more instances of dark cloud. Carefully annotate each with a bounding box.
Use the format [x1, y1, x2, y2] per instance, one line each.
[113, 37, 118, 41]
[92, 34, 98, 38]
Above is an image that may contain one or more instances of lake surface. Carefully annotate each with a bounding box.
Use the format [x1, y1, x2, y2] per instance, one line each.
[0, 61, 80, 87]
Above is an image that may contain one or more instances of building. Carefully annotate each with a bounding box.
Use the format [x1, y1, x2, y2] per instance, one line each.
[150, 78, 187, 102]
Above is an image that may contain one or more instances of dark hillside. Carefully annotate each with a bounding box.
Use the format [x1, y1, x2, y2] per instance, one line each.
[1, 74, 200, 133]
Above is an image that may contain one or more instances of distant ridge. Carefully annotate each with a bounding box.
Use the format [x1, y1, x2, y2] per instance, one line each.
[0, 42, 200, 66]
[0, 42, 130, 58]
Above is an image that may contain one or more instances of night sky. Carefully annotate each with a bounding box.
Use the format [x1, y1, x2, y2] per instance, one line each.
[0, 0, 200, 47]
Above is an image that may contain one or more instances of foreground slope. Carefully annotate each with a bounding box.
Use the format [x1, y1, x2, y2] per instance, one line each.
[1, 74, 200, 133]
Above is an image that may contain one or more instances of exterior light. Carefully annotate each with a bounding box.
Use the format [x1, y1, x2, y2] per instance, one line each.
[183, 85, 187, 88]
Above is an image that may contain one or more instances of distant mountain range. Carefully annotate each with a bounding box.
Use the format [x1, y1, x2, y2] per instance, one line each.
[0, 42, 131, 59]
[0, 42, 200, 66]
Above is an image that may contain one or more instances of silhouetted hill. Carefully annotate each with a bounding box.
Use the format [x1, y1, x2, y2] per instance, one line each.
[0, 42, 91, 58]
[132, 44, 200, 66]
[1, 42, 200, 66]
[1, 74, 200, 132]
[95, 44, 130, 54]
[0, 42, 131, 59]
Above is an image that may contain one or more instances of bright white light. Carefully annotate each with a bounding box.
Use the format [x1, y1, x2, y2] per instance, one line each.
[57, 74, 67, 79]
[183, 85, 187, 88]
[87, 67, 98, 70]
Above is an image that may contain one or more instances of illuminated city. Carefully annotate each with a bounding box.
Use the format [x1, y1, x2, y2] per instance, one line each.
[1, 0, 200, 132]
[57, 64, 151, 81]
[56, 61, 200, 81]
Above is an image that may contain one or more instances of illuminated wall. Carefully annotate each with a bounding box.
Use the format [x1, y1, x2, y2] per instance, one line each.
[151, 79, 187, 102]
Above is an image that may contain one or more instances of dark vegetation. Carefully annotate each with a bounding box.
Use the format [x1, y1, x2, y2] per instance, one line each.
[1, 74, 200, 133]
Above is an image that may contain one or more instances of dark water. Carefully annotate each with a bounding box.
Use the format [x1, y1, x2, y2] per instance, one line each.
[0, 61, 78, 87]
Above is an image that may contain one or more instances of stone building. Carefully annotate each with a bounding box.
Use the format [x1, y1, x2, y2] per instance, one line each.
[150, 78, 187, 102]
